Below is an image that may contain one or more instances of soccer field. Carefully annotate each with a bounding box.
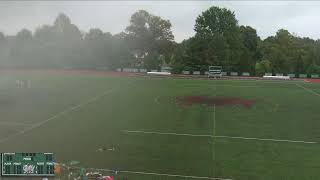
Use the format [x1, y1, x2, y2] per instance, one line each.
[1, 70, 320, 180]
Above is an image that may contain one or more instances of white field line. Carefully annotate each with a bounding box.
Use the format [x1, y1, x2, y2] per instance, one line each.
[119, 170, 232, 180]
[213, 105, 216, 137]
[123, 130, 318, 144]
[184, 84, 260, 88]
[295, 83, 320, 97]
[213, 85, 259, 88]
[122, 130, 213, 138]
[205, 79, 299, 84]
[212, 104, 216, 177]
[223, 79, 301, 84]
[71, 166, 233, 180]
[215, 135, 318, 144]
[183, 82, 298, 89]
[0, 80, 136, 144]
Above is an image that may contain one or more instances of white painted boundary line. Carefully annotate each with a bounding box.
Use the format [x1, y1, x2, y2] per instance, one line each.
[213, 105, 216, 137]
[0, 80, 136, 144]
[215, 135, 318, 144]
[122, 130, 318, 144]
[122, 130, 213, 138]
[181, 80, 301, 89]
[120, 170, 232, 180]
[212, 104, 216, 177]
[295, 83, 320, 97]
[72, 166, 233, 180]
[208, 79, 299, 84]
[183, 84, 260, 88]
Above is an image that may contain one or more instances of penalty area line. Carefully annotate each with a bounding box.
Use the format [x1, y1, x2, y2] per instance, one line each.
[122, 130, 318, 144]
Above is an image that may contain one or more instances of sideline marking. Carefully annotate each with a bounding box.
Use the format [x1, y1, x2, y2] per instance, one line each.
[212, 104, 216, 178]
[296, 83, 320, 97]
[183, 84, 260, 88]
[215, 135, 318, 144]
[123, 130, 318, 144]
[122, 130, 212, 137]
[213, 105, 216, 137]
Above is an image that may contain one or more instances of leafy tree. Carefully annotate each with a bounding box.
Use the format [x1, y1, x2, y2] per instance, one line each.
[255, 60, 272, 75]
[9, 29, 34, 67]
[16, 29, 32, 41]
[110, 33, 133, 69]
[260, 29, 309, 74]
[53, 13, 82, 40]
[192, 6, 243, 72]
[2, 8, 320, 75]
[195, 6, 238, 38]
[83, 28, 111, 68]
[125, 10, 174, 69]
[0, 32, 8, 67]
[104, 33, 132, 69]
[239, 26, 260, 73]
[0, 32, 5, 41]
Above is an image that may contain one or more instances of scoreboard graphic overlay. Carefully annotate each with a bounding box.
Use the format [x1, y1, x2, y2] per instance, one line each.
[1, 153, 55, 177]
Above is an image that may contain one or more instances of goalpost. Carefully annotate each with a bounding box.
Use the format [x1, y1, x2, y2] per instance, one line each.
[208, 66, 222, 78]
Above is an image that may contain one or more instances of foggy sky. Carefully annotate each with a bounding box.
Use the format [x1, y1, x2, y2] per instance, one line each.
[1, 1, 320, 42]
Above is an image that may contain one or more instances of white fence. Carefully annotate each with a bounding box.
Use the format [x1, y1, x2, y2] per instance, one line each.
[117, 68, 320, 79]
[140, 69, 147, 73]
[182, 71, 190, 75]
[263, 75, 290, 80]
[242, 72, 250, 76]
[299, 74, 307, 78]
[288, 74, 295, 78]
[230, 72, 238, 76]
[193, 71, 200, 75]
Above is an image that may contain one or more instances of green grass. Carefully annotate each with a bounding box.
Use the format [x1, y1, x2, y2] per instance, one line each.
[1, 71, 320, 180]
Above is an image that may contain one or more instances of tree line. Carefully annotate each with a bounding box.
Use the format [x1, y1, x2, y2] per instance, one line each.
[1, 6, 320, 75]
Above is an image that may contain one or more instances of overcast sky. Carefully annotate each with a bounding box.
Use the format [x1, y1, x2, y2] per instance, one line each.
[1, 1, 320, 42]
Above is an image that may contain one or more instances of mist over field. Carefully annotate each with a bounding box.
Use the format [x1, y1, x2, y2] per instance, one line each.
[1, 1, 320, 75]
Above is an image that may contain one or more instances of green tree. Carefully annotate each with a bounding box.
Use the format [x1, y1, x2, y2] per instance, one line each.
[110, 33, 133, 69]
[0, 32, 5, 41]
[193, 6, 243, 72]
[16, 29, 32, 41]
[54, 13, 82, 41]
[57, 14, 82, 68]
[10, 29, 34, 68]
[255, 60, 272, 75]
[110, 33, 134, 68]
[83, 28, 112, 68]
[125, 10, 174, 69]
[260, 29, 308, 74]
[0, 32, 8, 68]
[239, 26, 260, 73]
